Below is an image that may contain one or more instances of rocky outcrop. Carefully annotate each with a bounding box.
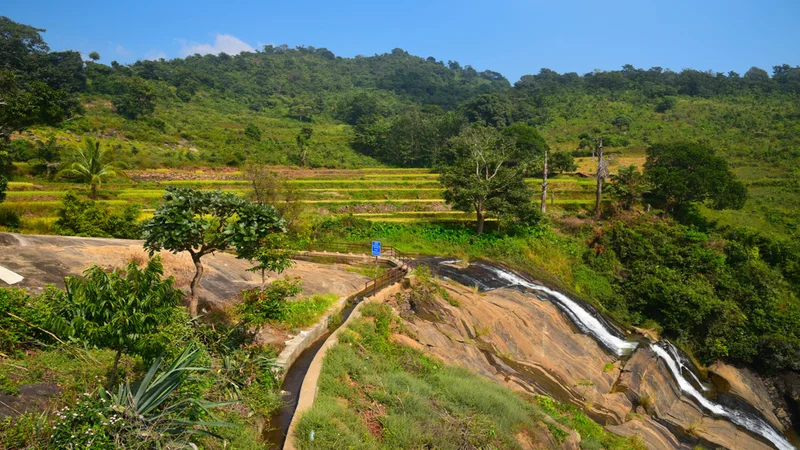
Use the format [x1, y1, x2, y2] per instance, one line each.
[709, 361, 784, 431]
[617, 347, 775, 450]
[393, 280, 783, 450]
[0, 233, 370, 309]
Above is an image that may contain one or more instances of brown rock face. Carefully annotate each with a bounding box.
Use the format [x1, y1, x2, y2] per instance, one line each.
[709, 361, 784, 431]
[396, 280, 784, 450]
[0, 233, 370, 309]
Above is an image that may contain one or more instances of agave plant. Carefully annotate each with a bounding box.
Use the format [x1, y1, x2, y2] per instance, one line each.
[101, 347, 239, 447]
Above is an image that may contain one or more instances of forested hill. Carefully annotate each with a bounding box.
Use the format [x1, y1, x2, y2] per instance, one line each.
[4, 15, 800, 175]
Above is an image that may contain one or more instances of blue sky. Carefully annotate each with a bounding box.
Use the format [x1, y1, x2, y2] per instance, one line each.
[3, 0, 798, 82]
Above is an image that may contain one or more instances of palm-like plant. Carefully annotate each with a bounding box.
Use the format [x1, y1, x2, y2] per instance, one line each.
[58, 138, 128, 199]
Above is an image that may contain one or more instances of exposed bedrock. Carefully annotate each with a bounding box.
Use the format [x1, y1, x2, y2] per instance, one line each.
[394, 279, 783, 450]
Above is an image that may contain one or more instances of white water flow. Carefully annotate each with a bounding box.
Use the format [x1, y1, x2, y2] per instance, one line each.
[473, 262, 794, 450]
[476, 263, 638, 356]
[652, 343, 794, 450]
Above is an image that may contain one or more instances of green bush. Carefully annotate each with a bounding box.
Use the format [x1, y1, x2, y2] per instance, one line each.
[55, 192, 141, 239]
[237, 278, 303, 325]
[0, 208, 20, 229]
[0, 287, 58, 356]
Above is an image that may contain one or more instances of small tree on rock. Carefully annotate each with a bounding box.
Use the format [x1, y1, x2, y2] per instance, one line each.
[143, 187, 286, 317]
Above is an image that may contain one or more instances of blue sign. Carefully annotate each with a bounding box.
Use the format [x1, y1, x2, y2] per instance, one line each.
[371, 241, 382, 257]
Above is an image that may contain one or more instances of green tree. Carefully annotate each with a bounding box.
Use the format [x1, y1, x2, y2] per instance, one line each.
[610, 115, 632, 131]
[57, 138, 128, 198]
[142, 187, 286, 316]
[0, 175, 6, 204]
[244, 123, 261, 141]
[550, 151, 578, 173]
[605, 165, 650, 210]
[502, 123, 549, 212]
[112, 77, 155, 119]
[458, 93, 514, 128]
[48, 257, 183, 385]
[644, 142, 747, 213]
[440, 126, 532, 234]
[0, 17, 83, 150]
[296, 125, 313, 166]
[88, 51, 100, 62]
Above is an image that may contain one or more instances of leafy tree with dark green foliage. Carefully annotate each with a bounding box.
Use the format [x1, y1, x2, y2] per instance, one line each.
[549, 151, 578, 173]
[501, 122, 548, 169]
[644, 142, 747, 213]
[143, 187, 286, 317]
[48, 257, 183, 384]
[88, 51, 100, 62]
[459, 93, 514, 128]
[605, 165, 650, 210]
[440, 126, 533, 234]
[585, 220, 800, 371]
[0, 17, 83, 152]
[610, 115, 632, 131]
[244, 123, 261, 141]
[111, 76, 156, 119]
[55, 192, 141, 238]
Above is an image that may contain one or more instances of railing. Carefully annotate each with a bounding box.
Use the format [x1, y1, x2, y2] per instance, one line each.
[364, 265, 408, 297]
[306, 241, 412, 268]
[302, 241, 413, 296]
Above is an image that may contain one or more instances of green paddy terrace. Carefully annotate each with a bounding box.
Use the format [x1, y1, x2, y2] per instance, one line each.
[1, 169, 600, 234]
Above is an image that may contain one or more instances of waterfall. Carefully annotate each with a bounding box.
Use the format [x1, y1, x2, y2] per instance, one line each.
[475, 263, 638, 356]
[652, 343, 793, 450]
[449, 261, 794, 450]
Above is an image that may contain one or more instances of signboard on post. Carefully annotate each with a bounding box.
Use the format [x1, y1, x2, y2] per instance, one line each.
[371, 241, 382, 257]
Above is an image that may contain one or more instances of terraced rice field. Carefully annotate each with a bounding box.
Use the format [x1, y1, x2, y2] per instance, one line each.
[3, 169, 600, 232]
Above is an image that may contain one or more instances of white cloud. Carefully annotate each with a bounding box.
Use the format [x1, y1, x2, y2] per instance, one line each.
[115, 44, 131, 56]
[178, 34, 254, 57]
[144, 49, 168, 61]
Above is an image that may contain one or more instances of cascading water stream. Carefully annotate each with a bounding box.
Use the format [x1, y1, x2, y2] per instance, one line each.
[433, 260, 794, 450]
[651, 343, 793, 450]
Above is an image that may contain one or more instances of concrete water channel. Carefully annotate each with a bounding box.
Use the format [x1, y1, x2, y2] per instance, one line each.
[264, 250, 410, 450]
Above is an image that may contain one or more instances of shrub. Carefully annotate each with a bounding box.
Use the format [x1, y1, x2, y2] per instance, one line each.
[48, 257, 183, 383]
[0, 208, 20, 229]
[0, 287, 59, 355]
[55, 192, 141, 239]
[237, 278, 303, 325]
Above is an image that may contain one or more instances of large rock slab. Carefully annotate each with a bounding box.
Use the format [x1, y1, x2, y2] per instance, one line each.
[0, 233, 369, 308]
[709, 361, 784, 431]
[396, 280, 782, 450]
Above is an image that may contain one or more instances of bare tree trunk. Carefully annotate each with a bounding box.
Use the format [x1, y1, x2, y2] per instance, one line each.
[91, 182, 98, 200]
[189, 254, 204, 317]
[476, 210, 485, 234]
[541, 149, 548, 214]
[107, 349, 122, 388]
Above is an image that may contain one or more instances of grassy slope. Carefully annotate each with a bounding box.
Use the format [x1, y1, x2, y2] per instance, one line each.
[294, 302, 644, 450]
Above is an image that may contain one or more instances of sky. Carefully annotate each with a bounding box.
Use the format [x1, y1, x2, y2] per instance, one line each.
[2, 0, 798, 82]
